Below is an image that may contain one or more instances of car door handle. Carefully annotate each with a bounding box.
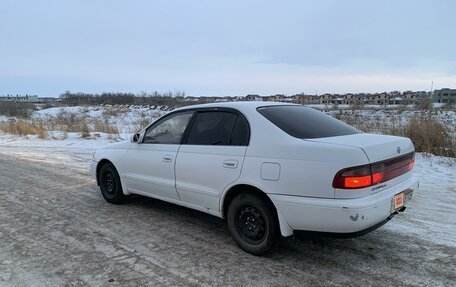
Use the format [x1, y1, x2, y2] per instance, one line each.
[162, 155, 173, 163]
[222, 160, 238, 169]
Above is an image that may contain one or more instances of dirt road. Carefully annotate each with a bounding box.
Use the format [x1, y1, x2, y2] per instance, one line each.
[0, 151, 455, 286]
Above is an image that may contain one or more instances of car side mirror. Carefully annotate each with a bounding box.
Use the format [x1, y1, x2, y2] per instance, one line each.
[131, 133, 140, 143]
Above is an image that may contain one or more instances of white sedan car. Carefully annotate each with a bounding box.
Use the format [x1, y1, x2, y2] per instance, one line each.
[91, 102, 418, 255]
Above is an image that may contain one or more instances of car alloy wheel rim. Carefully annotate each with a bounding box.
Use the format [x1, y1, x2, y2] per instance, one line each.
[103, 172, 115, 194]
[236, 205, 266, 243]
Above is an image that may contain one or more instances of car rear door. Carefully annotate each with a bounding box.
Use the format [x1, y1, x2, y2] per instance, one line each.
[175, 110, 249, 211]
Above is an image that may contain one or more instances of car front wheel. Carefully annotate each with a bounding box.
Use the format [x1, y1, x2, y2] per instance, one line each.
[227, 193, 278, 255]
[99, 162, 126, 204]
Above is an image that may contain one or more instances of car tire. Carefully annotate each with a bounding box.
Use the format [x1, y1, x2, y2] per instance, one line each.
[99, 162, 126, 204]
[227, 193, 278, 255]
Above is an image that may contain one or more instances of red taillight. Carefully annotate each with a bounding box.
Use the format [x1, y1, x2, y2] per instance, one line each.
[333, 152, 415, 189]
[408, 159, 415, 170]
[333, 164, 372, 189]
[344, 175, 372, 188]
[372, 172, 383, 184]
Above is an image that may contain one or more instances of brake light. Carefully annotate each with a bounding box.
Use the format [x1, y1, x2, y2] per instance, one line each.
[372, 172, 383, 184]
[333, 152, 415, 189]
[344, 175, 371, 188]
[409, 159, 415, 170]
[333, 164, 372, 189]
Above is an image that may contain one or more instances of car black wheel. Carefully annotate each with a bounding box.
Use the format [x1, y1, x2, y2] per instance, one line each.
[99, 162, 126, 204]
[227, 193, 278, 255]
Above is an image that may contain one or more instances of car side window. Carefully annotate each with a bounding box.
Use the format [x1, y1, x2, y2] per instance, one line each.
[230, 115, 249, 146]
[143, 111, 193, 144]
[186, 111, 238, 145]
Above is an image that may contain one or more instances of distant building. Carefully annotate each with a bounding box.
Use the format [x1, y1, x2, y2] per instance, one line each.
[388, 97, 403, 105]
[433, 88, 456, 104]
[332, 95, 344, 105]
[0, 95, 39, 103]
[342, 93, 356, 105]
[291, 94, 319, 105]
[264, 94, 292, 103]
[401, 92, 417, 105]
[267, 94, 285, 102]
[244, 94, 262, 101]
[320, 93, 333, 104]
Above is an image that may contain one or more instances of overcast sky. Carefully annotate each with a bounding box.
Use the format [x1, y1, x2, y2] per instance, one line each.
[1, 0, 455, 97]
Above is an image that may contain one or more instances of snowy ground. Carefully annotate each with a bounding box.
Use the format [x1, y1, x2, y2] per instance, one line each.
[0, 133, 455, 286]
[0, 133, 125, 176]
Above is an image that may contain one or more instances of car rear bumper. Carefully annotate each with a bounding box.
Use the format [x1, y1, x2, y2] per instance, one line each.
[269, 176, 418, 234]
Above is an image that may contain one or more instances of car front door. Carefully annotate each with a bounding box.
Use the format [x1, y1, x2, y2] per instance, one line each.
[175, 110, 250, 211]
[124, 111, 193, 200]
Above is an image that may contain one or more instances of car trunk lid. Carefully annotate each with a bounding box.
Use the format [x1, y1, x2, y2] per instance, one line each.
[307, 133, 415, 198]
[306, 133, 414, 163]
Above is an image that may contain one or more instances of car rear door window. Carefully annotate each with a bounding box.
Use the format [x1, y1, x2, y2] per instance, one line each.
[257, 105, 359, 139]
[230, 115, 249, 146]
[186, 111, 239, 145]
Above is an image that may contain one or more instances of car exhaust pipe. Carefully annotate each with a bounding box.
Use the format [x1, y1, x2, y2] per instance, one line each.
[398, 206, 406, 213]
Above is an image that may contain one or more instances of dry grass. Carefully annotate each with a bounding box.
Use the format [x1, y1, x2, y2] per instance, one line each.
[0, 112, 120, 139]
[0, 119, 47, 139]
[80, 121, 91, 138]
[102, 107, 129, 117]
[399, 117, 455, 157]
[44, 112, 120, 138]
[93, 119, 119, 134]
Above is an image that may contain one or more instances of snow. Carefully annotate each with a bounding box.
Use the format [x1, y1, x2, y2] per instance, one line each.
[0, 132, 455, 249]
[35, 106, 82, 116]
[384, 154, 456, 247]
[0, 132, 130, 176]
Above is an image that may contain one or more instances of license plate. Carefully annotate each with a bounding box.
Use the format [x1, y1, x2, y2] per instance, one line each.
[393, 193, 404, 210]
[391, 189, 413, 212]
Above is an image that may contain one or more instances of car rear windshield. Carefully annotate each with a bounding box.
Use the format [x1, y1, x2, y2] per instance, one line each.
[257, 105, 360, 139]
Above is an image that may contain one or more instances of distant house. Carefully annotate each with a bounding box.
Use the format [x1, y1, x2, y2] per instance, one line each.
[291, 94, 304, 104]
[388, 97, 403, 105]
[0, 95, 39, 103]
[414, 91, 430, 99]
[401, 92, 417, 105]
[267, 94, 285, 102]
[303, 95, 320, 105]
[320, 93, 333, 104]
[291, 94, 319, 105]
[332, 95, 344, 105]
[433, 88, 456, 104]
[364, 94, 375, 105]
[373, 93, 388, 105]
[341, 93, 355, 105]
[244, 94, 262, 101]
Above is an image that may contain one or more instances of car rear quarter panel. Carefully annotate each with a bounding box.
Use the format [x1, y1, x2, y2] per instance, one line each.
[237, 140, 369, 199]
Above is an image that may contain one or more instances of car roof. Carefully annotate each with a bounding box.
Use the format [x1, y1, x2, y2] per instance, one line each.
[174, 101, 299, 112]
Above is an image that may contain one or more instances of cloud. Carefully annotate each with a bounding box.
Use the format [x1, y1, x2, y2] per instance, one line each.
[1, 0, 455, 95]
